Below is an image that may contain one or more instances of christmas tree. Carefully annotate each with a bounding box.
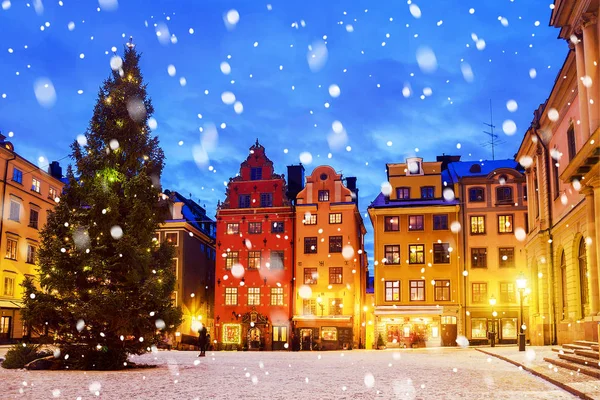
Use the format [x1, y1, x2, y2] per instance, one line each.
[21, 42, 182, 370]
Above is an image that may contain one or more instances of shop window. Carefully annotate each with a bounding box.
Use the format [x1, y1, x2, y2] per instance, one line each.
[434, 280, 450, 301]
[396, 187, 410, 199]
[318, 190, 329, 202]
[304, 214, 317, 225]
[500, 318, 517, 339]
[472, 283, 487, 303]
[165, 232, 178, 246]
[321, 327, 337, 341]
[304, 268, 318, 285]
[272, 326, 287, 342]
[222, 324, 241, 344]
[471, 318, 487, 339]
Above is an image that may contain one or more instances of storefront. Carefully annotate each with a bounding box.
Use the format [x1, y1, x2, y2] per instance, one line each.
[293, 316, 355, 350]
[467, 309, 519, 345]
[218, 310, 290, 351]
[374, 306, 459, 348]
[0, 301, 24, 343]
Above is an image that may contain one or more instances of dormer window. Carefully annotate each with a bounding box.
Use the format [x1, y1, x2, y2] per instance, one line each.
[406, 157, 423, 176]
[250, 167, 262, 180]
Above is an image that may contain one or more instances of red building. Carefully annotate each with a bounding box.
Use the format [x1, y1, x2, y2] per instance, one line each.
[214, 140, 295, 350]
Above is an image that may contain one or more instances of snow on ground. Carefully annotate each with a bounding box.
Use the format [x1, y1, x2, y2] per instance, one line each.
[0, 348, 576, 399]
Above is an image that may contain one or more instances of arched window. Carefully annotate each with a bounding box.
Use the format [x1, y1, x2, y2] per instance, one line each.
[578, 238, 588, 318]
[560, 252, 567, 320]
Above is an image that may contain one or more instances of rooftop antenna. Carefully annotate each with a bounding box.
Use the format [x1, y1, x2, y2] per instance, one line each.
[481, 100, 505, 160]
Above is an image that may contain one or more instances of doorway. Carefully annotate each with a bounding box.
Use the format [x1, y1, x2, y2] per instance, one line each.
[441, 316, 457, 347]
[0, 316, 12, 341]
[272, 326, 288, 350]
[247, 327, 261, 350]
[300, 328, 313, 350]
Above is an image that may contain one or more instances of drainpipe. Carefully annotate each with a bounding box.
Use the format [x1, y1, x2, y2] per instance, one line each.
[533, 129, 557, 345]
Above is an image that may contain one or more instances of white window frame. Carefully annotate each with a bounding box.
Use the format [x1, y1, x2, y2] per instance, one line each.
[31, 177, 41, 193]
[165, 231, 179, 246]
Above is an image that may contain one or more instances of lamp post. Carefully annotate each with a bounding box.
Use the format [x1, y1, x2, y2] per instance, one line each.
[317, 296, 324, 317]
[516, 273, 527, 352]
[489, 295, 497, 347]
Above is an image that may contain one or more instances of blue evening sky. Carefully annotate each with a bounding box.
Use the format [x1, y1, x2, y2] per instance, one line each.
[0, 0, 566, 267]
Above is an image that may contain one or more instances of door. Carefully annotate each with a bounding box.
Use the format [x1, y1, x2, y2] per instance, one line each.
[247, 327, 261, 350]
[441, 316, 457, 347]
[272, 326, 288, 350]
[0, 316, 12, 341]
[300, 328, 313, 350]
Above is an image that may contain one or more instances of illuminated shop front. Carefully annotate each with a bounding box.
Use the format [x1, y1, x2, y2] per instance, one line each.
[293, 316, 355, 351]
[467, 309, 520, 345]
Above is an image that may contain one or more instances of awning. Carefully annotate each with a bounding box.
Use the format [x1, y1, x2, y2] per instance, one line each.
[0, 300, 24, 309]
[292, 315, 352, 321]
[375, 305, 443, 316]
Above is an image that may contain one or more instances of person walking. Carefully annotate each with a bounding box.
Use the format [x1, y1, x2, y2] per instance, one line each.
[198, 325, 207, 357]
[206, 333, 211, 352]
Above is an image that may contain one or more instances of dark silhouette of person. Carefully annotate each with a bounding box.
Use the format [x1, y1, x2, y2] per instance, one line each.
[198, 325, 207, 357]
[206, 333, 211, 352]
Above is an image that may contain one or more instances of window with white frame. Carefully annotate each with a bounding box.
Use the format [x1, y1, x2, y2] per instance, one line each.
[31, 178, 41, 193]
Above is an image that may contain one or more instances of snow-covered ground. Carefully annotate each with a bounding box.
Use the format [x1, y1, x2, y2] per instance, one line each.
[0, 347, 576, 399]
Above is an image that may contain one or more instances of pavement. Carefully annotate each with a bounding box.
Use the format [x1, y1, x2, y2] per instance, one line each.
[477, 345, 600, 400]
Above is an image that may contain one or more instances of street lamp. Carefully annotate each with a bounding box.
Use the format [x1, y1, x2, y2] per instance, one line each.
[516, 273, 527, 352]
[316, 296, 324, 317]
[489, 295, 497, 348]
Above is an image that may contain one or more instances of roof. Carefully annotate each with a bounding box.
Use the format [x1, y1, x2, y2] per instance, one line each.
[164, 190, 216, 239]
[369, 192, 460, 209]
[445, 159, 524, 183]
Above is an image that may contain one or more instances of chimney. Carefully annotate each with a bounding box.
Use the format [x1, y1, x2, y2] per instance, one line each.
[436, 154, 461, 171]
[48, 161, 63, 180]
[286, 164, 305, 204]
[345, 177, 359, 208]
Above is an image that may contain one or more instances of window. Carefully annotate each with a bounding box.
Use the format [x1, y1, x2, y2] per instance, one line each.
[385, 281, 400, 301]
[421, 186, 434, 199]
[470, 216, 485, 234]
[471, 248, 487, 268]
[578, 237, 588, 317]
[501, 318, 518, 339]
[304, 237, 317, 254]
[271, 221, 284, 233]
[270, 251, 284, 269]
[329, 236, 342, 253]
[248, 222, 262, 234]
[225, 287, 238, 305]
[250, 167, 262, 180]
[329, 213, 342, 224]
[260, 193, 272, 207]
[567, 126, 576, 161]
[496, 187, 513, 203]
[304, 214, 317, 225]
[384, 216, 399, 231]
[560, 252, 567, 319]
[165, 232, 178, 246]
[31, 178, 41, 193]
[4, 277, 15, 296]
[434, 280, 450, 301]
[498, 215, 513, 233]
[152, 232, 160, 245]
[384, 245, 400, 264]
[48, 186, 58, 200]
[500, 282, 515, 303]
[433, 243, 450, 264]
[396, 187, 410, 199]
[248, 251, 261, 269]
[433, 214, 448, 230]
[6, 238, 17, 260]
[329, 299, 343, 315]
[471, 318, 487, 339]
[304, 268, 318, 284]
[321, 327, 337, 340]
[410, 280, 425, 301]
[227, 223, 239, 235]
[408, 244, 425, 264]
[472, 283, 487, 303]
[498, 248, 514, 268]
[248, 287, 261, 306]
[329, 267, 343, 284]
[270, 288, 284, 306]
[29, 209, 39, 229]
[238, 194, 251, 208]
[9, 200, 20, 222]
[552, 159, 560, 198]
[26, 245, 36, 264]
[469, 187, 485, 202]
[318, 190, 329, 202]
[408, 215, 424, 231]
[222, 324, 241, 344]
[225, 251, 239, 269]
[12, 168, 23, 184]
[303, 299, 316, 315]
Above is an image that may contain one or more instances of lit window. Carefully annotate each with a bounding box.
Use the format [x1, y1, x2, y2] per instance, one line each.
[385, 281, 400, 301]
[3, 277, 15, 297]
[225, 251, 239, 269]
[248, 287, 261, 305]
[498, 215, 513, 233]
[225, 287, 238, 305]
[248, 251, 261, 269]
[470, 216, 485, 234]
[318, 190, 329, 202]
[409, 244, 425, 264]
[165, 232, 178, 246]
[329, 267, 342, 284]
[499, 248, 514, 268]
[303, 299, 316, 315]
[500, 282, 515, 303]
[270, 288, 284, 306]
[329, 213, 342, 224]
[31, 178, 41, 193]
[304, 214, 317, 225]
[248, 222, 262, 234]
[329, 299, 343, 315]
[408, 215, 424, 231]
[26, 245, 36, 264]
[48, 186, 58, 200]
[410, 280, 425, 301]
[321, 327, 338, 340]
[384, 245, 400, 264]
[384, 216, 399, 231]
[227, 223, 239, 235]
[222, 324, 241, 344]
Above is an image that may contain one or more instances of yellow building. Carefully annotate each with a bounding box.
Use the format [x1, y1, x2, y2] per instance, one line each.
[156, 190, 216, 347]
[515, 0, 599, 345]
[0, 134, 64, 342]
[445, 160, 529, 345]
[293, 166, 367, 350]
[368, 157, 461, 348]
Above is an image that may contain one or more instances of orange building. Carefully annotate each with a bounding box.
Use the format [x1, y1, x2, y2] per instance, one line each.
[292, 166, 367, 350]
[214, 141, 294, 350]
[0, 134, 64, 342]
